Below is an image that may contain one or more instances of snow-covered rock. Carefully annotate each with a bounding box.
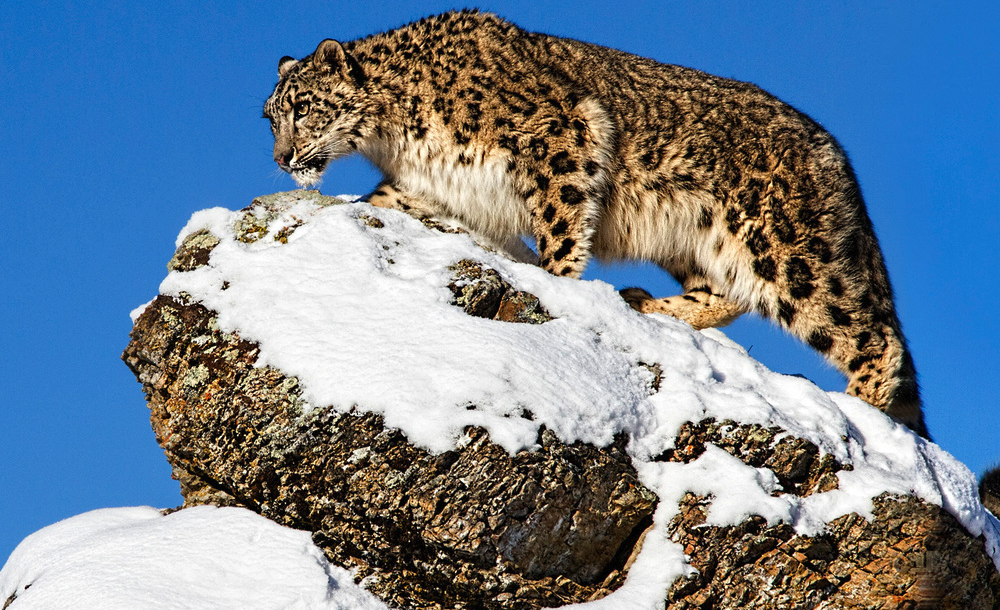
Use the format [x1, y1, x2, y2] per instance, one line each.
[6, 190, 998, 609]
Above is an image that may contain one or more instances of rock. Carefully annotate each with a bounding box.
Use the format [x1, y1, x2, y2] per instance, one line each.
[659, 422, 1000, 609]
[124, 293, 653, 608]
[122, 191, 1000, 609]
[447, 259, 552, 324]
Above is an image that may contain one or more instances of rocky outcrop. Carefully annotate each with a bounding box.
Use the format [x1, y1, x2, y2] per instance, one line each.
[122, 192, 1000, 609]
[124, 294, 652, 608]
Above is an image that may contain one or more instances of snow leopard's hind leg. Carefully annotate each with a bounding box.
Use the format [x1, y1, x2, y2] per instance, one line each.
[620, 275, 748, 330]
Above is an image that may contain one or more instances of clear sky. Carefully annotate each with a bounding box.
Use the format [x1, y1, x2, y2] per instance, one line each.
[2, 1, 998, 562]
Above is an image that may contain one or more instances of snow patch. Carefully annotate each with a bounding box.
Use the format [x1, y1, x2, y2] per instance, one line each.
[129, 298, 154, 322]
[0, 506, 388, 610]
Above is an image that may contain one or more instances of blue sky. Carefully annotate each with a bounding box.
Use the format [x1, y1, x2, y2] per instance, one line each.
[2, 1, 998, 561]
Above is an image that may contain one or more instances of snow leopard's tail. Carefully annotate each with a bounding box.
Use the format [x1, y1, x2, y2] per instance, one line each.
[981, 467, 1000, 516]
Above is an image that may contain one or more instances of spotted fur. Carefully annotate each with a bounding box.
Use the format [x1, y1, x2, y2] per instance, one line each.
[263, 10, 926, 436]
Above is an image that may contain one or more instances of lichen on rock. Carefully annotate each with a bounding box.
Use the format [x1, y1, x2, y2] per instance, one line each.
[167, 228, 220, 272]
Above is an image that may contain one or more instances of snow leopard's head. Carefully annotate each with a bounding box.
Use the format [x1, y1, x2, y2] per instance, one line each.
[263, 40, 369, 187]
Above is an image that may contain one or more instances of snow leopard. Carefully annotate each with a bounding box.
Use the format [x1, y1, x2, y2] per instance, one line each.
[262, 9, 926, 437]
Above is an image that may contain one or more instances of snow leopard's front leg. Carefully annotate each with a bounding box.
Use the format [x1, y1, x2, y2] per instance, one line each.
[364, 182, 440, 220]
[519, 98, 614, 279]
[364, 183, 538, 265]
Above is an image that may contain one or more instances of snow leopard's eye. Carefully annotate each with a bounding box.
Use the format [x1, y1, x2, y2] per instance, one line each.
[293, 101, 311, 119]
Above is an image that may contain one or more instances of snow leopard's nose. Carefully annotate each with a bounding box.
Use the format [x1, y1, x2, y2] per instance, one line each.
[274, 148, 294, 169]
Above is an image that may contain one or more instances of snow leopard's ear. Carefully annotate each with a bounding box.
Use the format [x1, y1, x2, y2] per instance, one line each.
[278, 56, 298, 78]
[311, 39, 366, 86]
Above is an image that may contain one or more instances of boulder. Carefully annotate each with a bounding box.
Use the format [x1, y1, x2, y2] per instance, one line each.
[122, 191, 1000, 608]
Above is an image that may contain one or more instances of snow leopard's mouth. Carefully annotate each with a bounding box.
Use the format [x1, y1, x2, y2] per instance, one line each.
[287, 155, 331, 187]
[289, 167, 323, 188]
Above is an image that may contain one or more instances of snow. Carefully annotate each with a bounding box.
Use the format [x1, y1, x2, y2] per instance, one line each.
[4, 190, 998, 608]
[0, 506, 388, 610]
